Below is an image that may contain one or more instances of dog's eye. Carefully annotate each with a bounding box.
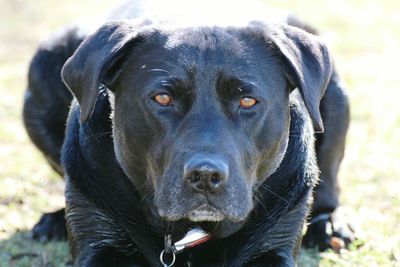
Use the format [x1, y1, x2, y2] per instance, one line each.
[154, 93, 173, 106]
[239, 97, 257, 109]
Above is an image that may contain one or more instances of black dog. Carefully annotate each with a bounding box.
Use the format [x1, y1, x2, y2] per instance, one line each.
[23, 4, 350, 266]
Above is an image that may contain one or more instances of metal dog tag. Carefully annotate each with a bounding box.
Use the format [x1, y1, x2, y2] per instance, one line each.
[160, 228, 211, 266]
[172, 228, 211, 253]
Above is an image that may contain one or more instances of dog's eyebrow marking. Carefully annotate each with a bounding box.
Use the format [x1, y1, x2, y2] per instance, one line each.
[241, 81, 258, 88]
[159, 76, 184, 90]
[237, 81, 258, 93]
[147, 68, 171, 75]
[160, 80, 174, 88]
[245, 81, 257, 87]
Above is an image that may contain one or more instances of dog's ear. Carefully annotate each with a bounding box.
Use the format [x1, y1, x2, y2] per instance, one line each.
[265, 24, 332, 132]
[61, 21, 143, 122]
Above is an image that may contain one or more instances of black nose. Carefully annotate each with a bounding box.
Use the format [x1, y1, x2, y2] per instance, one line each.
[184, 155, 229, 192]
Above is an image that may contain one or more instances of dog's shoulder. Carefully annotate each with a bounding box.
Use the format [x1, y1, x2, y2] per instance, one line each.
[62, 95, 160, 264]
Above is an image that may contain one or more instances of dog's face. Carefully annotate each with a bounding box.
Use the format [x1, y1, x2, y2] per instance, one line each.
[62, 21, 331, 237]
[112, 28, 291, 227]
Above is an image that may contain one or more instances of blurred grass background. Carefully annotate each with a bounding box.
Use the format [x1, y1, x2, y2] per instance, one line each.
[0, 0, 399, 266]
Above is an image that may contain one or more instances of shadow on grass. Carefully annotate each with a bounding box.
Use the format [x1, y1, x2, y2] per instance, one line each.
[0, 231, 71, 267]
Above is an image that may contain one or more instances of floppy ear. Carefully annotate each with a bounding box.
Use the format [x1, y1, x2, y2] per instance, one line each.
[61, 21, 143, 122]
[266, 24, 332, 132]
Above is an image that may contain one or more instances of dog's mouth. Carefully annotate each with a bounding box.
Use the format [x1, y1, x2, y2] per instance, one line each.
[159, 204, 246, 238]
[159, 203, 247, 223]
[187, 204, 225, 222]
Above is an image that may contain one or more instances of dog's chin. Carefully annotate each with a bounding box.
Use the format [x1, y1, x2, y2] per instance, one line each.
[159, 204, 248, 238]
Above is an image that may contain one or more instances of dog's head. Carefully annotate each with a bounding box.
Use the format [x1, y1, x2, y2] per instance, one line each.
[62, 19, 331, 237]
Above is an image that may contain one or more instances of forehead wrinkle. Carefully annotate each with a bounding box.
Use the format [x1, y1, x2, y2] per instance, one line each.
[137, 28, 281, 100]
[190, 75, 253, 125]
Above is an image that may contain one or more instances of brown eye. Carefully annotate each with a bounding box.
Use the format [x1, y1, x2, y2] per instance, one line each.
[239, 97, 257, 109]
[154, 93, 173, 106]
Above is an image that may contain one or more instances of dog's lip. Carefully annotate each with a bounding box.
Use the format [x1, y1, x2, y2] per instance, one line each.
[159, 204, 248, 223]
[187, 204, 225, 222]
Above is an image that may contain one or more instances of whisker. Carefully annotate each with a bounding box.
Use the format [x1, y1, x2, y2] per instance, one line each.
[257, 183, 289, 203]
[81, 131, 113, 144]
[252, 192, 267, 212]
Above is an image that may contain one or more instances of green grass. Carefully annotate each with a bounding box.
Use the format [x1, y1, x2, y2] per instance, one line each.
[1, 0, 399, 266]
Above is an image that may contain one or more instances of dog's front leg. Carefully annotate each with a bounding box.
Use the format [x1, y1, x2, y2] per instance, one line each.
[304, 71, 354, 250]
[32, 208, 66, 241]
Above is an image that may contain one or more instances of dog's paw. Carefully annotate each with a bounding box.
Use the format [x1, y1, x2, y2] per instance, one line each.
[302, 212, 356, 252]
[31, 208, 67, 241]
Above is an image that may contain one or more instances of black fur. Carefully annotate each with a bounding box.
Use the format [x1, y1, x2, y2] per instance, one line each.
[62, 92, 316, 266]
[58, 20, 331, 266]
[23, 10, 351, 267]
[23, 27, 86, 241]
[23, 27, 84, 174]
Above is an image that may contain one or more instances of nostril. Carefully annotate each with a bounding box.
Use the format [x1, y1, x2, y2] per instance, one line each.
[210, 173, 222, 187]
[184, 155, 229, 192]
[189, 171, 201, 183]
